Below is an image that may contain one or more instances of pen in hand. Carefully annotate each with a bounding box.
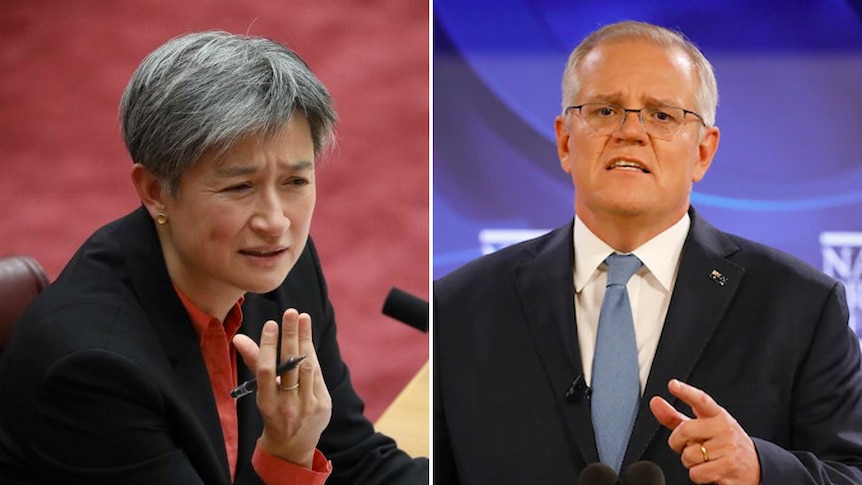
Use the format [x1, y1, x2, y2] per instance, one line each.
[231, 355, 307, 399]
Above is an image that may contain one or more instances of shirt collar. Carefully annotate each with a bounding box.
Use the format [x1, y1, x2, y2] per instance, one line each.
[573, 213, 690, 293]
[172, 283, 245, 339]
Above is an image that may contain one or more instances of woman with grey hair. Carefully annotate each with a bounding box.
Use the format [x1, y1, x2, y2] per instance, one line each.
[0, 31, 427, 485]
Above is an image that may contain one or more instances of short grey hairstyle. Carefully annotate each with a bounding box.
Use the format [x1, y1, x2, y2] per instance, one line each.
[120, 31, 336, 194]
[561, 21, 718, 126]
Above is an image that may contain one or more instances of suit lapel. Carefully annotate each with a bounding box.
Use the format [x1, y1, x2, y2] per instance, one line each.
[120, 208, 231, 485]
[624, 209, 744, 466]
[514, 221, 599, 465]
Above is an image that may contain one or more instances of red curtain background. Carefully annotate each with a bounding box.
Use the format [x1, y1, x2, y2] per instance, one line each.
[0, 0, 429, 420]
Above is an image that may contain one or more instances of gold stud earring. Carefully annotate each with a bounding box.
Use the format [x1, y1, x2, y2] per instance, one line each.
[155, 213, 168, 225]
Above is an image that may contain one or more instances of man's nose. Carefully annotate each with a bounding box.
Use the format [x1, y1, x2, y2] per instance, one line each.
[614, 109, 649, 141]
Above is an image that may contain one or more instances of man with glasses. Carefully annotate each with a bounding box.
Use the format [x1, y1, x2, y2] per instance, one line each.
[434, 21, 862, 484]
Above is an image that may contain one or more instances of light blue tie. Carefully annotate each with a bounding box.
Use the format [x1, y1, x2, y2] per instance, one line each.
[591, 253, 643, 472]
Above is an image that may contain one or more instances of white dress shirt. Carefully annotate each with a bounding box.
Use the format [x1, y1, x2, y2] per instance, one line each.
[573, 214, 690, 394]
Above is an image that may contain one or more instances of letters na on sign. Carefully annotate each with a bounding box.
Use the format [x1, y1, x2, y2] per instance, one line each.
[821, 232, 862, 340]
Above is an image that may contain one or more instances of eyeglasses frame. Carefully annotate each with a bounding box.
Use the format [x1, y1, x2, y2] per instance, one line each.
[564, 103, 707, 138]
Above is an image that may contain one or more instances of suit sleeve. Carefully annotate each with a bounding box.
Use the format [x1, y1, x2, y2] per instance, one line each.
[304, 240, 429, 485]
[432, 289, 462, 485]
[756, 282, 862, 484]
[23, 349, 208, 485]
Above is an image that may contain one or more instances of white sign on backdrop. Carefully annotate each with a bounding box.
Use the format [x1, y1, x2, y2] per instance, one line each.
[821, 232, 862, 338]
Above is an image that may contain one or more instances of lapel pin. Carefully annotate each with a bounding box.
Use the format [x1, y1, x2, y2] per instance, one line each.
[708, 269, 727, 286]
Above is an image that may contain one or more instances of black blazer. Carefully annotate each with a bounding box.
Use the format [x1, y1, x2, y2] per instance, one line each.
[434, 208, 862, 484]
[0, 207, 427, 484]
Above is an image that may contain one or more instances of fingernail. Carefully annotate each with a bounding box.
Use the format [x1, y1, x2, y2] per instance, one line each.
[264, 321, 277, 335]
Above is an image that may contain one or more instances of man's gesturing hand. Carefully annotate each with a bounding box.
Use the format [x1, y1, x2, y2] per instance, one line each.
[649, 379, 760, 485]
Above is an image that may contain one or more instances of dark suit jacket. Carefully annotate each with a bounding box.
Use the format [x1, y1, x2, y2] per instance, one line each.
[434, 208, 862, 484]
[0, 208, 427, 484]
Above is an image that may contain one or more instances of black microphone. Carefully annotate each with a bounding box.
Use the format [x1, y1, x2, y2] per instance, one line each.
[578, 462, 619, 485]
[565, 374, 591, 402]
[382, 287, 428, 332]
[620, 461, 665, 485]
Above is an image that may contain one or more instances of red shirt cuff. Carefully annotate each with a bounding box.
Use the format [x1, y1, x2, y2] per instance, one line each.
[252, 440, 332, 485]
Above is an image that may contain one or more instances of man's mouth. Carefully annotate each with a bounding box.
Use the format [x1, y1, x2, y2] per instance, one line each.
[607, 159, 650, 174]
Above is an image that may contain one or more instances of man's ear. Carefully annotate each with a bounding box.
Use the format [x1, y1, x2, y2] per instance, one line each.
[130, 164, 168, 219]
[555, 115, 573, 174]
[692, 126, 720, 183]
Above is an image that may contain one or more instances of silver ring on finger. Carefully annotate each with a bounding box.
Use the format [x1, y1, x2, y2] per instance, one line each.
[278, 382, 300, 391]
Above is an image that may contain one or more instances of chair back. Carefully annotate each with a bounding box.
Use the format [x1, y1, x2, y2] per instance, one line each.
[0, 256, 49, 355]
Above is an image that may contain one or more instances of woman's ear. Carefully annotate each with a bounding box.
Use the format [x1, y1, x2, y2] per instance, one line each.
[130, 164, 168, 219]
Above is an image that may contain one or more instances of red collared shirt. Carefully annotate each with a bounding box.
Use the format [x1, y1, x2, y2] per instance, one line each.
[174, 285, 331, 484]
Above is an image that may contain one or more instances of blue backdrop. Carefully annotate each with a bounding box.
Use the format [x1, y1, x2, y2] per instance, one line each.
[433, 1, 862, 335]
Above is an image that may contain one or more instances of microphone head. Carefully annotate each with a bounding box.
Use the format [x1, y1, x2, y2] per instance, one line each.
[620, 461, 665, 485]
[382, 287, 428, 332]
[578, 462, 619, 485]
